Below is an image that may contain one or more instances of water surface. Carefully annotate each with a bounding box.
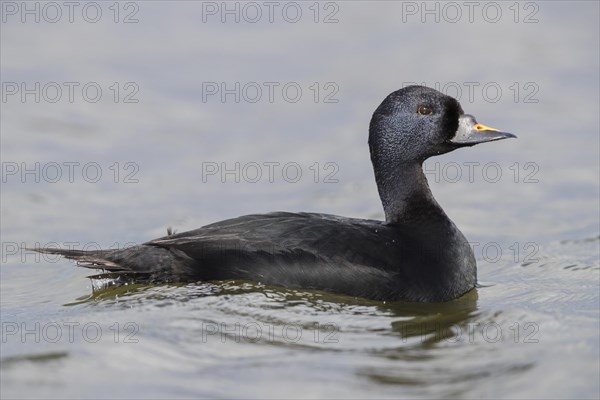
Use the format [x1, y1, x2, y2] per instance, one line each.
[1, 2, 599, 399]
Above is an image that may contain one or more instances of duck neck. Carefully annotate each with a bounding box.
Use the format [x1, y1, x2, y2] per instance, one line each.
[374, 162, 446, 224]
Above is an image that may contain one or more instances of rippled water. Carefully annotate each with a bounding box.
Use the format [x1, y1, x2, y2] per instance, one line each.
[2, 2, 599, 399]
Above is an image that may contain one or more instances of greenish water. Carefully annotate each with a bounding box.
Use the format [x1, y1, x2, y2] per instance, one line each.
[2, 239, 599, 399]
[1, 1, 599, 399]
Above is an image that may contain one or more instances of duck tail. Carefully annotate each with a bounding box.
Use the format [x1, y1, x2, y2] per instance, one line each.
[28, 246, 156, 289]
[28, 247, 119, 269]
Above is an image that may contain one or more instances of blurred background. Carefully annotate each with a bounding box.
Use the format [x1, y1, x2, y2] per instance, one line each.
[1, 1, 599, 399]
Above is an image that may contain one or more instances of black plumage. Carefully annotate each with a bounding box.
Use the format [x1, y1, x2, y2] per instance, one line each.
[34, 85, 515, 302]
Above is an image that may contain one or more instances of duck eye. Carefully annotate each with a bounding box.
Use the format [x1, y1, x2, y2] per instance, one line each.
[417, 105, 432, 115]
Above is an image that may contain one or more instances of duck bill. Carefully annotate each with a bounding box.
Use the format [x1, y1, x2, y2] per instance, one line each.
[450, 114, 516, 146]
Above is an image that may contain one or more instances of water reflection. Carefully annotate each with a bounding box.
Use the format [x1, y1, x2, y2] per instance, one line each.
[69, 280, 480, 348]
[388, 290, 479, 346]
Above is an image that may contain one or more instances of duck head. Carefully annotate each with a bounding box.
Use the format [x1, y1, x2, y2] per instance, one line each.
[368, 85, 516, 223]
[369, 85, 515, 165]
